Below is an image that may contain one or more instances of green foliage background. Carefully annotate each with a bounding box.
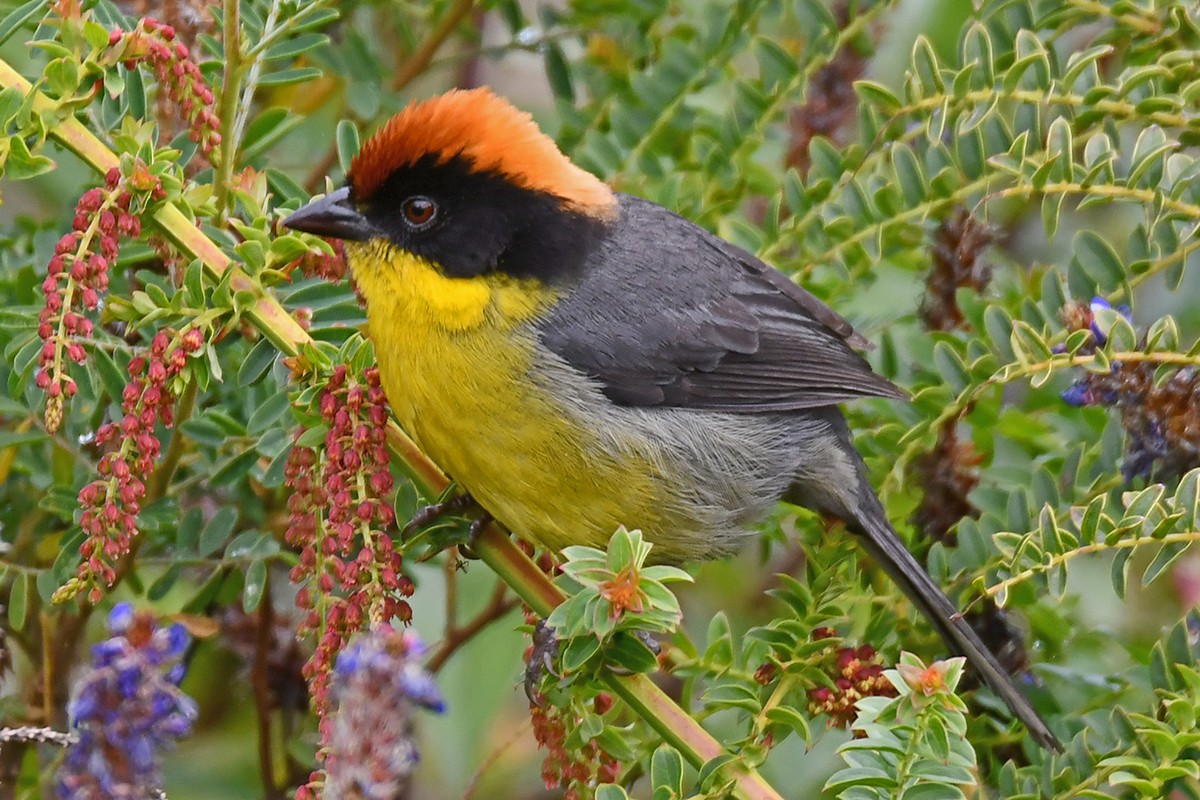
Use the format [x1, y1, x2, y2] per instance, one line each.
[1, 0, 1200, 798]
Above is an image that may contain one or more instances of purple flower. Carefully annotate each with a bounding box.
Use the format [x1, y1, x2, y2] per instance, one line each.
[163, 624, 189, 658]
[57, 606, 196, 800]
[325, 625, 443, 800]
[398, 663, 446, 712]
[1061, 383, 1095, 407]
[108, 603, 134, 633]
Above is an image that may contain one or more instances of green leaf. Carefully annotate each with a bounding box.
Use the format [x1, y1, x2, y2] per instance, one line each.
[911, 36, 944, 95]
[147, 564, 182, 600]
[932, 341, 970, 393]
[1143, 541, 1191, 588]
[855, 80, 901, 113]
[0, 429, 47, 449]
[544, 41, 574, 102]
[177, 507, 203, 552]
[5, 135, 54, 179]
[225, 530, 280, 560]
[295, 425, 327, 448]
[892, 145, 927, 207]
[242, 112, 304, 162]
[336, 118, 360, 174]
[237, 338, 279, 387]
[243, 558, 268, 612]
[256, 67, 323, 87]
[91, 347, 128, 402]
[262, 32, 329, 61]
[1176, 469, 1199, 528]
[211, 448, 260, 486]
[1010, 320, 1052, 362]
[199, 507, 238, 556]
[605, 631, 659, 673]
[606, 526, 635, 571]
[561, 633, 601, 673]
[8, 335, 41, 399]
[0, 0, 44, 48]
[696, 753, 736, 792]
[824, 766, 893, 792]
[247, 389, 290, 435]
[8, 573, 28, 630]
[82, 19, 111, 51]
[650, 745, 684, 795]
[764, 705, 810, 738]
[1041, 192, 1065, 240]
[595, 785, 629, 800]
[755, 39, 796, 93]
[1074, 231, 1125, 292]
[900, 784, 966, 800]
[1111, 547, 1134, 599]
[1046, 116, 1075, 181]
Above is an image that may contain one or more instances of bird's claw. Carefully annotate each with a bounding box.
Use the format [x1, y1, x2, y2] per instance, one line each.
[458, 511, 494, 560]
[401, 491, 476, 540]
[524, 619, 560, 705]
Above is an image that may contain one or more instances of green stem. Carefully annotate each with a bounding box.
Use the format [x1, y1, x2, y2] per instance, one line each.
[233, 0, 282, 146]
[896, 87, 1195, 132]
[891, 704, 936, 792]
[1067, 0, 1161, 34]
[988, 181, 1200, 220]
[214, 0, 243, 220]
[147, 376, 198, 499]
[391, 0, 477, 92]
[980, 530, 1200, 607]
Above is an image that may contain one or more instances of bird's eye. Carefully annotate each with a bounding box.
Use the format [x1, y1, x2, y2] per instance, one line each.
[401, 196, 437, 229]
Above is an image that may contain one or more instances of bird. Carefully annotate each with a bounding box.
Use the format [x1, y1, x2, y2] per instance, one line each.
[282, 87, 1060, 750]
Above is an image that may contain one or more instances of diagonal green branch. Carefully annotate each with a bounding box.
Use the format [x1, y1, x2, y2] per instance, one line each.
[0, 56, 784, 800]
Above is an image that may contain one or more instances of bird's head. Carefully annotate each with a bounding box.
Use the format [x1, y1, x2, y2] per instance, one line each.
[283, 88, 616, 285]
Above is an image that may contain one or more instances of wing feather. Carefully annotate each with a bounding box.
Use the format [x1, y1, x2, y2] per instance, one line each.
[536, 195, 905, 412]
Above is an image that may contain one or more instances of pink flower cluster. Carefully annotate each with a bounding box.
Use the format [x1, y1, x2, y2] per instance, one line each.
[55, 327, 204, 604]
[284, 365, 412, 717]
[804, 627, 897, 729]
[109, 18, 221, 156]
[291, 237, 348, 282]
[529, 691, 621, 798]
[37, 168, 150, 433]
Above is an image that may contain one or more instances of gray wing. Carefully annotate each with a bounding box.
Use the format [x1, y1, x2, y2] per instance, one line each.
[536, 195, 905, 412]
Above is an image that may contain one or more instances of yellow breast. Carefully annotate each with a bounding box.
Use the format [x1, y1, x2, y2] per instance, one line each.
[345, 241, 668, 553]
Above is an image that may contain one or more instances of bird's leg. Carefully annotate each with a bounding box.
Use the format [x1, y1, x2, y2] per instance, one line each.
[456, 511, 495, 560]
[524, 619, 560, 705]
[401, 491, 477, 539]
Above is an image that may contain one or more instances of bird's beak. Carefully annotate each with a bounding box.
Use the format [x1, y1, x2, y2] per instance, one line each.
[282, 186, 377, 241]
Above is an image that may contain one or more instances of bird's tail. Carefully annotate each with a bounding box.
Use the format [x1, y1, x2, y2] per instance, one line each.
[846, 486, 1062, 751]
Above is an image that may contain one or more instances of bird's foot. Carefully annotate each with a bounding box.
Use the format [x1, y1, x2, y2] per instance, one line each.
[458, 511, 494, 560]
[401, 491, 477, 540]
[525, 619, 560, 705]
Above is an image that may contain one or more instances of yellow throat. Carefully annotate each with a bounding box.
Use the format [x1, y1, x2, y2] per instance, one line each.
[343, 239, 668, 553]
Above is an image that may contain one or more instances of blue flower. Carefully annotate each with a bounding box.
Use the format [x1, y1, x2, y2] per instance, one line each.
[107, 602, 134, 634]
[164, 624, 190, 658]
[1061, 383, 1094, 407]
[398, 663, 446, 712]
[57, 605, 196, 800]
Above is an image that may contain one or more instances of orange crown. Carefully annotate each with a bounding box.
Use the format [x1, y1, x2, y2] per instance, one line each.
[349, 88, 616, 219]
